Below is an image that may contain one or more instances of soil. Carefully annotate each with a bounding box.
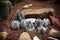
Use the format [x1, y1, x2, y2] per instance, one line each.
[0, 0, 60, 40]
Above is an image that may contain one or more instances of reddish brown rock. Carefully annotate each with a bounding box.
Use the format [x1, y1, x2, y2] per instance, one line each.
[49, 16, 60, 27]
[21, 8, 55, 19]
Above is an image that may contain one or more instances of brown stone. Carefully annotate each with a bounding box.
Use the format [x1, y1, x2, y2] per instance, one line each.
[49, 28, 60, 38]
[0, 31, 8, 40]
[18, 32, 31, 40]
[49, 16, 60, 27]
[21, 8, 55, 19]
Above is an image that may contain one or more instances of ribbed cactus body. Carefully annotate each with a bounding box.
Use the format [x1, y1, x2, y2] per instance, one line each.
[0, 1, 9, 21]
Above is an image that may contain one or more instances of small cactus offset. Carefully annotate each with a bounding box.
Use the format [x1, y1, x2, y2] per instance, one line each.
[35, 18, 42, 27]
[14, 10, 25, 22]
[25, 21, 35, 32]
[11, 20, 20, 30]
[37, 26, 47, 35]
[43, 18, 50, 26]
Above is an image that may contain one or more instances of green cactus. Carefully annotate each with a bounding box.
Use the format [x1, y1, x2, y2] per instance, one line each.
[0, 1, 9, 21]
[1, 1, 12, 14]
[0, 0, 9, 1]
[7, 1, 12, 14]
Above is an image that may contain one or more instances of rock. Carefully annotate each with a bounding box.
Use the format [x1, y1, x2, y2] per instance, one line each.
[11, 20, 20, 30]
[37, 26, 47, 35]
[28, 4, 32, 7]
[18, 32, 31, 40]
[49, 16, 60, 27]
[23, 5, 29, 9]
[33, 36, 40, 40]
[21, 8, 55, 18]
[0, 31, 8, 40]
[48, 37, 58, 40]
[49, 28, 60, 38]
[23, 4, 32, 9]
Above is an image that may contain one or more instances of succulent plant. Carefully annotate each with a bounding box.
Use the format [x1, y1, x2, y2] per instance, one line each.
[14, 10, 25, 22]
[5, 1, 12, 14]
[37, 26, 47, 35]
[25, 21, 35, 32]
[43, 18, 50, 26]
[35, 18, 42, 27]
[1, 1, 12, 14]
[0, 1, 9, 21]
[11, 20, 20, 30]
[0, 31, 8, 40]
[20, 18, 36, 29]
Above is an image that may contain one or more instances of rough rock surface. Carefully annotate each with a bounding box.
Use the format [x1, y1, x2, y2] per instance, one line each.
[33, 36, 40, 40]
[21, 8, 55, 19]
[0, 31, 8, 40]
[18, 32, 31, 40]
[49, 28, 60, 38]
[49, 16, 60, 27]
